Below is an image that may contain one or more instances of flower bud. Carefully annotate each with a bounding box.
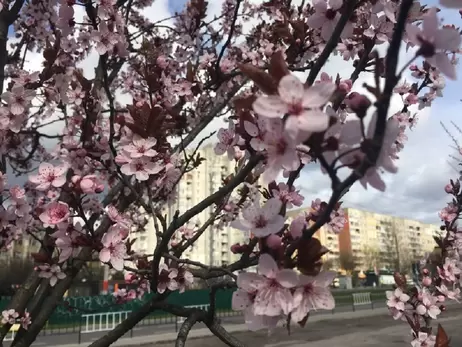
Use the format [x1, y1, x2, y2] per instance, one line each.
[422, 268, 429, 275]
[422, 276, 432, 286]
[231, 243, 242, 254]
[266, 234, 282, 250]
[445, 184, 453, 194]
[437, 295, 445, 302]
[345, 92, 371, 118]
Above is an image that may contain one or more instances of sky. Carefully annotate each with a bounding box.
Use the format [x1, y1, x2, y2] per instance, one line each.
[13, 0, 462, 225]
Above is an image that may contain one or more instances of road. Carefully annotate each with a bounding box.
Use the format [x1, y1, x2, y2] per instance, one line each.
[152, 306, 462, 347]
[4, 303, 385, 346]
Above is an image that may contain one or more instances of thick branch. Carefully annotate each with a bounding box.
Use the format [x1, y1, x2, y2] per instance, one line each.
[205, 319, 246, 347]
[175, 313, 201, 347]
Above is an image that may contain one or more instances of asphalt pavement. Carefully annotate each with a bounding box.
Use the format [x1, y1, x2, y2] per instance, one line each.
[4, 302, 385, 346]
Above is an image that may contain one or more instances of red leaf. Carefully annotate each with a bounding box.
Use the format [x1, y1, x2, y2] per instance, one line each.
[237, 63, 278, 95]
[435, 324, 450, 347]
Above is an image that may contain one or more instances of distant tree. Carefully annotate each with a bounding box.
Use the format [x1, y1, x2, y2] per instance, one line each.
[339, 252, 359, 275]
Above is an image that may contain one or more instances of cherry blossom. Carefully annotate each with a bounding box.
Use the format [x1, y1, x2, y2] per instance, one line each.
[176, 267, 194, 293]
[231, 198, 285, 237]
[291, 271, 336, 323]
[39, 202, 70, 225]
[20, 311, 31, 330]
[123, 136, 158, 159]
[1, 86, 35, 115]
[406, 7, 461, 80]
[253, 74, 336, 139]
[29, 163, 67, 191]
[99, 227, 127, 271]
[238, 254, 299, 317]
[214, 122, 238, 159]
[1, 309, 19, 325]
[271, 182, 304, 209]
[386, 288, 410, 311]
[416, 290, 441, 319]
[307, 0, 353, 41]
[157, 264, 178, 293]
[410, 332, 436, 347]
[37, 264, 66, 287]
[120, 158, 163, 181]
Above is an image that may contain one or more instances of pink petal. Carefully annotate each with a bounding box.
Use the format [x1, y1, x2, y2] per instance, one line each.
[433, 53, 457, 80]
[306, 14, 325, 29]
[38, 163, 54, 176]
[50, 277, 58, 287]
[314, 271, 337, 287]
[214, 143, 227, 155]
[295, 110, 330, 132]
[262, 198, 282, 219]
[253, 95, 289, 118]
[52, 176, 66, 188]
[111, 256, 124, 271]
[244, 121, 259, 136]
[53, 166, 68, 177]
[439, 0, 462, 8]
[405, 24, 421, 45]
[99, 249, 111, 263]
[232, 289, 251, 311]
[423, 8, 438, 36]
[434, 27, 461, 51]
[258, 254, 278, 278]
[237, 272, 263, 292]
[278, 74, 304, 105]
[276, 269, 299, 288]
[302, 83, 336, 108]
[242, 204, 260, 222]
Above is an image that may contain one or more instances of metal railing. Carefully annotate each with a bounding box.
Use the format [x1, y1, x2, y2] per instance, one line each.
[78, 311, 132, 343]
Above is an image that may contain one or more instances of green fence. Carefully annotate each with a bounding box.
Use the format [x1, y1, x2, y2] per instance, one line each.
[0, 287, 389, 331]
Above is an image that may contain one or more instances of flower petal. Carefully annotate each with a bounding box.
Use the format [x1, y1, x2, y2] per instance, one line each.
[276, 269, 299, 288]
[302, 83, 336, 108]
[253, 95, 288, 118]
[258, 254, 278, 278]
[278, 74, 304, 105]
[434, 27, 461, 51]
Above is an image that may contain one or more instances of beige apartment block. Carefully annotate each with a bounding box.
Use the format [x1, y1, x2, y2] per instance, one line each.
[135, 144, 247, 267]
[339, 207, 440, 272]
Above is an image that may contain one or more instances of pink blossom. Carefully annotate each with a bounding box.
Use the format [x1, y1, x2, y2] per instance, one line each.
[263, 131, 300, 183]
[231, 198, 285, 237]
[177, 225, 195, 239]
[37, 264, 66, 287]
[439, 0, 462, 8]
[123, 136, 157, 159]
[20, 310, 31, 330]
[307, 0, 353, 41]
[253, 75, 335, 139]
[215, 122, 238, 160]
[92, 21, 119, 55]
[29, 163, 67, 191]
[113, 288, 137, 303]
[439, 203, 458, 222]
[406, 7, 461, 80]
[289, 215, 306, 238]
[239, 254, 299, 317]
[232, 287, 279, 332]
[437, 258, 461, 282]
[176, 267, 194, 293]
[436, 284, 461, 302]
[291, 271, 336, 323]
[416, 290, 441, 319]
[39, 202, 70, 225]
[1, 309, 19, 324]
[120, 158, 163, 181]
[272, 183, 304, 209]
[411, 332, 436, 347]
[386, 288, 410, 311]
[72, 175, 104, 194]
[157, 264, 178, 293]
[99, 227, 127, 271]
[1, 86, 35, 115]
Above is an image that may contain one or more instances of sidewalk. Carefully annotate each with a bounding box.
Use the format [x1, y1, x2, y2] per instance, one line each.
[61, 307, 391, 347]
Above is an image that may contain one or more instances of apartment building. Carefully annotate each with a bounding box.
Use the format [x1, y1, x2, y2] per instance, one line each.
[135, 144, 247, 267]
[339, 207, 440, 272]
[286, 208, 341, 269]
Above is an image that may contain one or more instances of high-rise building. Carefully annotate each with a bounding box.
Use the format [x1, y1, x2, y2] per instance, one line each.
[339, 207, 440, 272]
[135, 144, 247, 267]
